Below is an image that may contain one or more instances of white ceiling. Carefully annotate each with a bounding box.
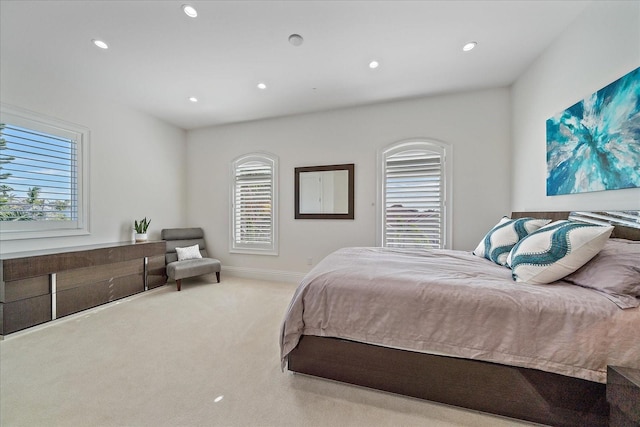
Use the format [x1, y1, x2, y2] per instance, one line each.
[1, 0, 591, 130]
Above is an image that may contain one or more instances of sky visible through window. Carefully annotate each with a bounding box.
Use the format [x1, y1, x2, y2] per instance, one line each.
[0, 123, 75, 221]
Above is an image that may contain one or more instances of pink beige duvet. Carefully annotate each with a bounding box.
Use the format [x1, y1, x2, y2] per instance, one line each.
[280, 247, 640, 383]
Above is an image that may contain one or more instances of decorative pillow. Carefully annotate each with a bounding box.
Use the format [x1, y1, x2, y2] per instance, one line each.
[507, 220, 613, 284]
[473, 216, 551, 266]
[175, 244, 202, 261]
[563, 238, 640, 309]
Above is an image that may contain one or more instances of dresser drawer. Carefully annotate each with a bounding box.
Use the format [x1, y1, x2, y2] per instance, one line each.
[56, 259, 143, 291]
[147, 254, 167, 289]
[1, 275, 50, 303]
[56, 274, 144, 318]
[0, 294, 52, 334]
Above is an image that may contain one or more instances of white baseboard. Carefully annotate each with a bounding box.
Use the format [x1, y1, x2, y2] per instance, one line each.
[222, 265, 306, 283]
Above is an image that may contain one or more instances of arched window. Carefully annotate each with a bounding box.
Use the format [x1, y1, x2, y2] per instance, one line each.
[377, 139, 451, 249]
[230, 153, 278, 255]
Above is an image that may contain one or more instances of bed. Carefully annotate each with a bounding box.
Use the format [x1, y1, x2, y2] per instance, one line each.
[280, 211, 640, 427]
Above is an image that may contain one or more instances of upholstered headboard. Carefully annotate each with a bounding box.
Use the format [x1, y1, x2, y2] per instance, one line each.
[511, 211, 640, 241]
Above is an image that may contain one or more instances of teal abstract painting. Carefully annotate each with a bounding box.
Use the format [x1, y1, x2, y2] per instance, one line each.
[546, 67, 640, 195]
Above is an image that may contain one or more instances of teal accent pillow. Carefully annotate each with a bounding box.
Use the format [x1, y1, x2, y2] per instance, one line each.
[473, 217, 551, 266]
[507, 220, 614, 284]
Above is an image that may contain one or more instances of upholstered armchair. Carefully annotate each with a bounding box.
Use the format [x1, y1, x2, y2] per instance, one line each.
[161, 227, 221, 291]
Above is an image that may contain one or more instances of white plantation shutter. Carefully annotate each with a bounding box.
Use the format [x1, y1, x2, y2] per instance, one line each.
[1, 124, 77, 221]
[231, 153, 278, 254]
[1, 104, 89, 240]
[380, 141, 448, 249]
[234, 162, 272, 245]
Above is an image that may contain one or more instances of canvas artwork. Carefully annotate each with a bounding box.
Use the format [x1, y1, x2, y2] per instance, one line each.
[546, 66, 640, 195]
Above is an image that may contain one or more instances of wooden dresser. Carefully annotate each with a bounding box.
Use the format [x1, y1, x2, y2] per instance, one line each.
[0, 241, 166, 336]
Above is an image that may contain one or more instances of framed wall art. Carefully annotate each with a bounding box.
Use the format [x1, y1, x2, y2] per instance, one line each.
[546, 66, 640, 195]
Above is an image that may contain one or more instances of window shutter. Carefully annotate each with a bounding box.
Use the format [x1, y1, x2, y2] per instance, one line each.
[1, 124, 77, 222]
[383, 147, 444, 249]
[231, 153, 278, 254]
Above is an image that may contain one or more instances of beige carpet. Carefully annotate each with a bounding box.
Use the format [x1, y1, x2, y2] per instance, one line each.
[0, 276, 537, 426]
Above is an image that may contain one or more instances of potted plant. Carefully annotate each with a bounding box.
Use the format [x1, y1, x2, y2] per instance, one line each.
[134, 217, 151, 242]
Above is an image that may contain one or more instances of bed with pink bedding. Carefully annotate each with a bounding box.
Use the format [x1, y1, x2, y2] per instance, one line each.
[281, 246, 640, 383]
[279, 211, 640, 427]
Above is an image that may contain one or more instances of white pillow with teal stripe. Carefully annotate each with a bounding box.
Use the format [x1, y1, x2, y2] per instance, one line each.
[507, 220, 614, 284]
[473, 217, 551, 266]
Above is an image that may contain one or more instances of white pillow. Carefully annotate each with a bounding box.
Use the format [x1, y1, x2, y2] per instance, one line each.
[473, 216, 551, 266]
[507, 220, 614, 284]
[175, 244, 203, 261]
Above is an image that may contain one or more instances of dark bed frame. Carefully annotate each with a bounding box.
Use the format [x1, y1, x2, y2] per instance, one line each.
[287, 211, 640, 427]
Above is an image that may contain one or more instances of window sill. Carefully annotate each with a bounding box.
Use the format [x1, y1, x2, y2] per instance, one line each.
[230, 248, 278, 256]
[0, 228, 90, 241]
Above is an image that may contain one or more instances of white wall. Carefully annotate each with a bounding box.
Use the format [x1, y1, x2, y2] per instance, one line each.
[0, 63, 187, 254]
[511, 0, 640, 211]
[187, 88, 511, 276]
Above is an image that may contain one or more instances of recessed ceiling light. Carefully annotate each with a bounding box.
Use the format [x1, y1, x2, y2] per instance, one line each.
[189, 97, 198, 103]
[288, 34, 304, 46]
[463, 42, 477, 52]
[257, 82, 267, 90]
[369, 60, 380, 69]
[182, 4, 198, 18]
[92, 39, 108, 49]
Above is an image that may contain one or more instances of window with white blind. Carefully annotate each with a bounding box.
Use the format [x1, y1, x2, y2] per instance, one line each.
[0, 104, 90, 239]
[378, 140, 451, 249]
[230, 153, 278, 255]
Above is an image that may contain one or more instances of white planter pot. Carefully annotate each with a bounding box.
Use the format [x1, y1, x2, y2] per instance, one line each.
[135, 233, 148, 243]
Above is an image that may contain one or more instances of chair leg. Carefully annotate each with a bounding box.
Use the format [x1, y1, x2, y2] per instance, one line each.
[176, 279, 181, 291]
[216, 272, 220, 283]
